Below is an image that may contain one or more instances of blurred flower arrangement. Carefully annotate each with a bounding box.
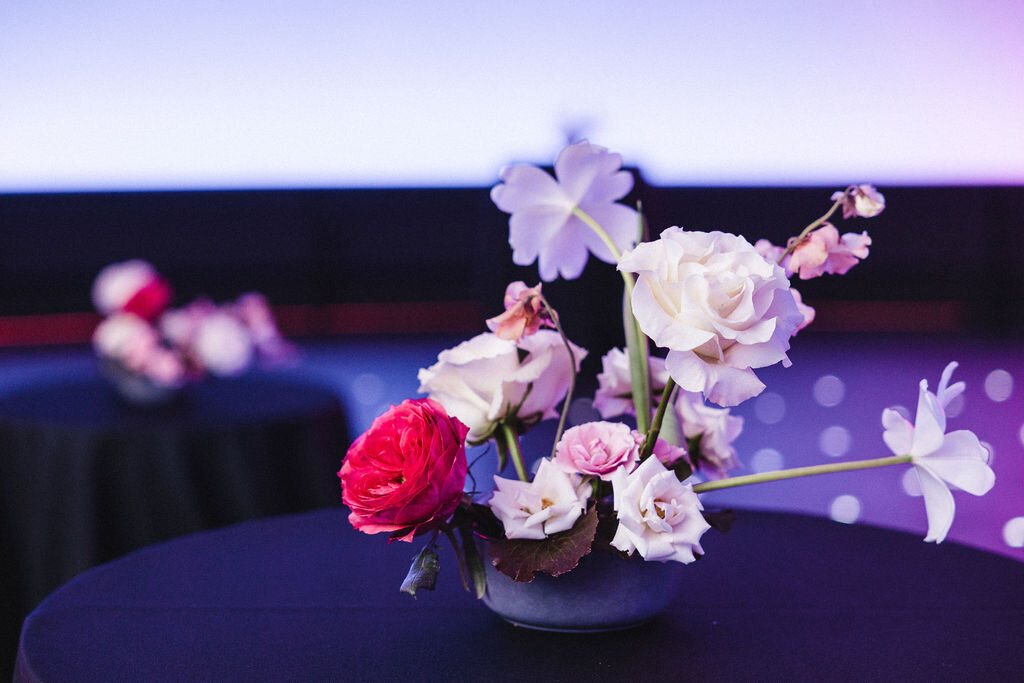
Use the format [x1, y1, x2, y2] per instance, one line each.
[91, 259, 293, 400]
[338, 142, 994, 600]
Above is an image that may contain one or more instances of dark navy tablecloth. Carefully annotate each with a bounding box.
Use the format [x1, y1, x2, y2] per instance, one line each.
[0, 370, 349, 677]
[14, 508, 1024, 682]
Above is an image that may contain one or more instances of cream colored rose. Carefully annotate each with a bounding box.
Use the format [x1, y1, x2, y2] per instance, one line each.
[619, 228, 804, 407]
[417, 330, 586, 442]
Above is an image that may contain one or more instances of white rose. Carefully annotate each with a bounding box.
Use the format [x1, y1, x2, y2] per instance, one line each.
[417, 330, 587, 443]
[610, 456, 710, 563]
[488, 459, 590, 540]
[619, 228, 804, 407]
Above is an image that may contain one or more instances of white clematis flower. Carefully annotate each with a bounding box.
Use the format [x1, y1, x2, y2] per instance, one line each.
[610, 456, 710, 563]
[882, 362, 995, 543]
[488, 459, 590, 540]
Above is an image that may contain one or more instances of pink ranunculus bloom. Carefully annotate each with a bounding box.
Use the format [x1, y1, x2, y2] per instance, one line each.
[417, 330, 587, 443]
[882, 362, 994, 543]
[340, 398, 469, 542]
[91, 259, 172, 320]
[489, 458, 590, 540]
[610, 456, 710, 563]
[593, 347, 671, 419]
[619, 228, 804, 407]
[486, 281, 551, 340]
[831, 184, 886, 219]
[674, 390, 743, 479]
[554, 421, 640, 480]
[490, 140, 639, 282]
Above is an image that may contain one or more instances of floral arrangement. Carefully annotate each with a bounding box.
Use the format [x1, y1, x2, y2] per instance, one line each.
[91, 259, 293, 391]
[338, 142, 995, 598]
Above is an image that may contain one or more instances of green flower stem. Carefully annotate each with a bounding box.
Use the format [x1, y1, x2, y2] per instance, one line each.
[539, 294, 577, 460]
[501, 422, 529, 482]
[640, 376, 677, 461]
[572, 204, 653, 432]
[779, 195, 846, 262]
[692, 455, 913, 493]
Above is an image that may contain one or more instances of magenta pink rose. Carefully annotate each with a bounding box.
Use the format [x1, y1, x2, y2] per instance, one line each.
[339, 398, 469, 541]
[554, 421, 640, 480]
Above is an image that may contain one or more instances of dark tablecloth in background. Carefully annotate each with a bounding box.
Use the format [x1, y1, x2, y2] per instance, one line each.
[0, 370, 349, 677]
[14, 508, 1024, 682]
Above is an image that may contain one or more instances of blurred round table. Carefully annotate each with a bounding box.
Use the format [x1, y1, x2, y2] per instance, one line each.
[14, 508, 1024, 682]
[0, 369, 349, 676]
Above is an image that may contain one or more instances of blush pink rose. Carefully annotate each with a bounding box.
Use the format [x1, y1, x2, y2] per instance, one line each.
[339, 398, 469, 542]
[554, 421, 640, 480]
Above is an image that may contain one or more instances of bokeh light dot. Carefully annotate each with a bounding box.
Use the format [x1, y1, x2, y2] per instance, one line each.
[819, 425, 852, 458]
[750, 448, 785, 473]
[984, 369, 1013, 402]
[754, 392, 786, 424]
[1019, 424, 1024, 449]
[351, 373, 385, 406]
[901, 468, 923, 497]
[1003, 518, 1024, 548]
[830, 495, 861, 524]
[813, 375, 845, 407]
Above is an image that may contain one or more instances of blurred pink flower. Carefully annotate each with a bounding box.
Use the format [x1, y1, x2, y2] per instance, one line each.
[91, 259, 172, 320]
[675, 391, 743, 479]
[491, 141, 638, 281]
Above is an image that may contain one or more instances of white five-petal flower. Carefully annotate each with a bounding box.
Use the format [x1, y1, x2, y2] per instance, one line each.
[490, 141, 638, 281]
[882, 362, 994, 543]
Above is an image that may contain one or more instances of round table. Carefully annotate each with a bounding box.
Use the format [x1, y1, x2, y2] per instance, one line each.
[14, 508, 1024, 681]
[0, 370, 349, 676]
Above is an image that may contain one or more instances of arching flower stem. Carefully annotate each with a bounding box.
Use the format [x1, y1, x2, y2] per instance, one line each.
[692, 454, 913, 493]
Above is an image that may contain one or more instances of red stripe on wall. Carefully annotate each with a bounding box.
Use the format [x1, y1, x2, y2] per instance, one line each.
[0, 299, 965, 347]
[0, 302, 487, 347]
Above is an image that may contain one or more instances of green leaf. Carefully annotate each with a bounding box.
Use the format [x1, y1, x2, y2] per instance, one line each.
[658, 391, 682, 447]
[458, 524, 488, 599]
[399, 544, 441, 598]
[488, 505, 599, 582]
[623, 288, 651, 434]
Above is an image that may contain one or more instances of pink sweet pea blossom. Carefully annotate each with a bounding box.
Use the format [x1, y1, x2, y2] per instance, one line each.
[490, 141, 638, 281]
[831, 184, 886, 219]
[882, 362, 994, 543]
[486, 281, 551, 340]
[554, 421, 640, 480]
[787, 224, 872, 279]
